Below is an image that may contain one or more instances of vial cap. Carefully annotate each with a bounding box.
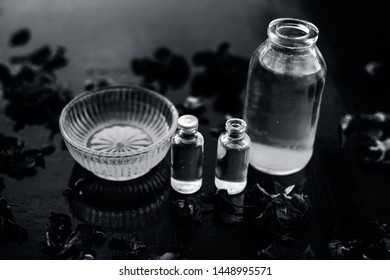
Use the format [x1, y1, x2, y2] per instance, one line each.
[178, 115, 199, 133]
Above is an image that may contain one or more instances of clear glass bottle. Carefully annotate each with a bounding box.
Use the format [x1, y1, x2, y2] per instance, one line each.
[244, 18, 326, 175]
[171, 115, 204, 194]
[215, 118, 251, 195]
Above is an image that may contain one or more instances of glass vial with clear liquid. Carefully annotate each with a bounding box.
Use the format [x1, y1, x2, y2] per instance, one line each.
[244, 18, 326, 175]
[171, 115, 204, 194]
[215, 118, 251, 195]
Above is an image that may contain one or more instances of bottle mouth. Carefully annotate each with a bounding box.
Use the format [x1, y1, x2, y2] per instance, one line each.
[226, 118, 247, 135]
[268, 18, 319, 49]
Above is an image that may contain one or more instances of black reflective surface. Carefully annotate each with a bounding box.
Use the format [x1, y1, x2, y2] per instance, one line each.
[1, 0, 390, 260]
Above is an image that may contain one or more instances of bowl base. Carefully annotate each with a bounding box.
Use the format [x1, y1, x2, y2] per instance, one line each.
[94, 169, 150, 181]
[87, 124, 153, 153]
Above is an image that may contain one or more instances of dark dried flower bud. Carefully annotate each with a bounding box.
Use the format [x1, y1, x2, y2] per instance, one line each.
[9, 27, 31, 47]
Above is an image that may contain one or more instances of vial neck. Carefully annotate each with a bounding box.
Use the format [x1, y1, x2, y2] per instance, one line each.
[227, 131, 244, 141]
[179, 130, 197, 142]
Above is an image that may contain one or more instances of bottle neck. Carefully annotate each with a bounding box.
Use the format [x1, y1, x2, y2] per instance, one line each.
[227, 131, 245, 140]
[178, 130, 197, 143]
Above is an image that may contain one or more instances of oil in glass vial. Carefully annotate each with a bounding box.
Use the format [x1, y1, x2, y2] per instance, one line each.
[215, 118, 251, 195]
[171, 115, 204, 194]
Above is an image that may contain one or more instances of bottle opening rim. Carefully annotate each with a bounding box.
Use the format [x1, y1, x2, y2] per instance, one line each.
[268, 18, 319, 49]
[226, 118, 247, 135]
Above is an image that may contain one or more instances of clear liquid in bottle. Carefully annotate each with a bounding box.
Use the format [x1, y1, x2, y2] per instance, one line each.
[245, 62, 325, 175]
[244, 18, 326, 175]
[215, 118, 251, 195]
[171, 115, 204, 194]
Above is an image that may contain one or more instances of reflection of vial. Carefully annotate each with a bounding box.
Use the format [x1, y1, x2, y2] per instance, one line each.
[215, 118, 251, 195]
[171, 115, 204, 194]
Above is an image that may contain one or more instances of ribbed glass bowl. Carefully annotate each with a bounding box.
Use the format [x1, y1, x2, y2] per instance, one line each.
[59, 85, 178, 181]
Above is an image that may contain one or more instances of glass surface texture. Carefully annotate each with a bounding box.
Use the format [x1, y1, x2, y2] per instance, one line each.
[59, 85, 178, 181]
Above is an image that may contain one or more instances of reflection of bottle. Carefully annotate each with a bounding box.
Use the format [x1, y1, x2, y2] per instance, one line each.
[215, 119, 251, 195]
[171, 115, 204, 194]
[244, 18, 326, 175]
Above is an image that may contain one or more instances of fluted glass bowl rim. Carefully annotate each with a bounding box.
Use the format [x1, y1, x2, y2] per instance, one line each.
[59, 84, 179, 158]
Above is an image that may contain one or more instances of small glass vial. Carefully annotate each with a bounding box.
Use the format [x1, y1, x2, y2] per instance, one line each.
[171, 115, 204, 194]
[215, 118, 251, 195]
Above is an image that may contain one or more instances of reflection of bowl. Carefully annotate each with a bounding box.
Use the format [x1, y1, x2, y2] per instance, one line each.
[66, 162, 170, 231]
[60, 85, 178, 181]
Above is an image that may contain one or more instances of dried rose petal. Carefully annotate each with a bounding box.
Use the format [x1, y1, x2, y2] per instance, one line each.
[9, 28, 31, 47]
[258, 235, 314, 260]
[172, 197, 202, 225]
[130, 47, 189, 94]
[0, 197, 28, 245]
[249, 183, 311, 234]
